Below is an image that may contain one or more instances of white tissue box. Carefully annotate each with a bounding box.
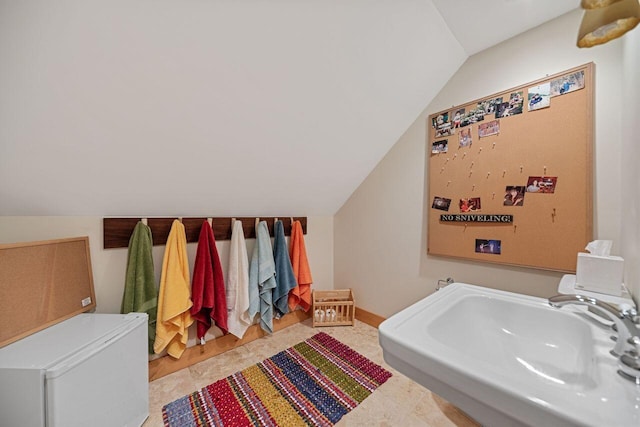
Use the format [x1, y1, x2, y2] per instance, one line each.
[575, 253, 624, 296]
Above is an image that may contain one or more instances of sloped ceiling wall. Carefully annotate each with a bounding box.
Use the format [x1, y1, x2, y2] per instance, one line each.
[0, 0, 577, 216]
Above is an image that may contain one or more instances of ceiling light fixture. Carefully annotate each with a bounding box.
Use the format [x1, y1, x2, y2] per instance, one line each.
[581, 0, 623, 8]
[577, 0, 640, 47]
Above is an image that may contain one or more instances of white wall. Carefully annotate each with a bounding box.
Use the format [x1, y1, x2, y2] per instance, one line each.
[621, 27, 640, 300]
[334, 9, 632, 318]
[0, 0, 466, 217]
[0, 216, 334, 314]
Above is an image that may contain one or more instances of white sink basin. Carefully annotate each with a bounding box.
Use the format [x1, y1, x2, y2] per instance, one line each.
[379, 283, 640, 427]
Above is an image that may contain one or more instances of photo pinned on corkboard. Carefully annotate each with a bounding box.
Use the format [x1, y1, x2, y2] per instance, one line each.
[432, 139, 448, 154]
[503, 186, 526, 206]
[526, 176, 558, 193]
[432, 196, 452, 211]
[458, 128, 473, 147]
[550, 70, 585, 97]
[509, 91, 524, 115]
[478, 120, 500, 138]
[495, 102, 511, 118]
[461, 108, 485, 127]
[452, 108, 465, 129]
[478, 96, 503, 115]
[527, 82, 551, 111]
[496, 91, 524, 118]
[459, 197, 481, 212]
[475, 239, 501, 255]
[432, 112, 453, 138]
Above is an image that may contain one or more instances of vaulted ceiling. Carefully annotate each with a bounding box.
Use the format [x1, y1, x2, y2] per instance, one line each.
[0, 0, 579, 216]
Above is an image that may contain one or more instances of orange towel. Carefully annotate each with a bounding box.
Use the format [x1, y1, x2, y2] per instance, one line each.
[288, 220, 313, 312]
[153, 220, 193, 359]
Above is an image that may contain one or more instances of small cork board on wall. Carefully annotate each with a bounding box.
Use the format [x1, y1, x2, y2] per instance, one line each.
[427, 63, 593, 272]
[0, 237, 96, 347]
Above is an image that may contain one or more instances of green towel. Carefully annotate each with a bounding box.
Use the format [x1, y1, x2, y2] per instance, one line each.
[122, 221, 158, 353]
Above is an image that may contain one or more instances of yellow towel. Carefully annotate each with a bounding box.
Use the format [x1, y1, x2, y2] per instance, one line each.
[153, 220, 193, 359]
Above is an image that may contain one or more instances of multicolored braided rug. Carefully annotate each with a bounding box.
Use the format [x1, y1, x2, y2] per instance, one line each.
[162, 332, 392, 426]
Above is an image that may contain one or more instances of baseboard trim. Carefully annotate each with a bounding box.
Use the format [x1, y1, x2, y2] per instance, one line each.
[148, 310, 310, 382]
[355, 306, 386, 328]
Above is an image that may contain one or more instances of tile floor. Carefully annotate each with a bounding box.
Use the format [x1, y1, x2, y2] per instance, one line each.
[144, 319, 480, 427]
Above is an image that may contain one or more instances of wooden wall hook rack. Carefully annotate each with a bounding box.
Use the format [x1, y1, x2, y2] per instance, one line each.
[103, 217, 307, 249]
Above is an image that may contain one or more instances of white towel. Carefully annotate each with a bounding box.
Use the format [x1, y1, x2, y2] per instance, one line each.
[226, 220, 252, 339]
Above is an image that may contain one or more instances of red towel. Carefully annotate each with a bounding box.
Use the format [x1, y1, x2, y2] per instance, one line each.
[288, 220, 313, 312]
[191, 221, 228, 338]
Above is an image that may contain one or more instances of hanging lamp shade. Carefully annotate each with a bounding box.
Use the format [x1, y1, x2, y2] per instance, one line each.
[581, 0, 623, 9]
[577, 0, 640, 47]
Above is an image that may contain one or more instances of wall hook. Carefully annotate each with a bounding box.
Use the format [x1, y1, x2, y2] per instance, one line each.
[207, 217, 213, 227]
[141, 218, 148, 226]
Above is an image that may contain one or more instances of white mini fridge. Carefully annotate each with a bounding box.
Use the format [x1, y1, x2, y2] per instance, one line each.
[0, 312, 149, 427]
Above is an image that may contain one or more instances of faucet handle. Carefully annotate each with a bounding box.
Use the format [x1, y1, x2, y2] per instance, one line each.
[619, 303, 637, 316]
[619, 303, 639, 324]
[618, 350, 640, 383]
[619, 304, 640, 325]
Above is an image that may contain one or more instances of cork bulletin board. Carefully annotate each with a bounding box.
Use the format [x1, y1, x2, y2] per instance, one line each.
[0, 237, 96, 348]
[427, 63, 593, 272]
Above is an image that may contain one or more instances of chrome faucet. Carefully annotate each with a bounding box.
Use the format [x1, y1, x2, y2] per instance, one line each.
[549, 294, 640, 383]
